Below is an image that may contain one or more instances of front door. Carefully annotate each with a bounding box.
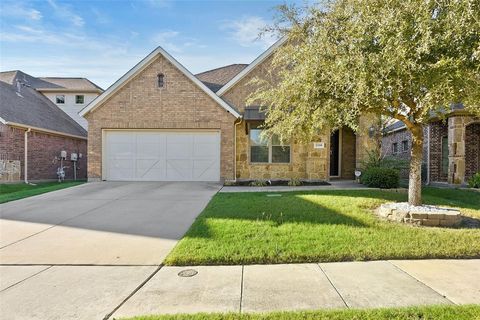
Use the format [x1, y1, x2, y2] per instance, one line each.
[330, 130, 340, 177]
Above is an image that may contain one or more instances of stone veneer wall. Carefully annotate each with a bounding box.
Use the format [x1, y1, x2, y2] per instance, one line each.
[234, 121, 329, 180]
[85, 54, 237, 181]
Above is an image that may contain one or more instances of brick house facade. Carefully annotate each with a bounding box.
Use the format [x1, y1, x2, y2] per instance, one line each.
[382, 114, 480, 185]
[0, 123, 87, 181]
[81, 40, 378, 182]
[0, 75, 88, 182]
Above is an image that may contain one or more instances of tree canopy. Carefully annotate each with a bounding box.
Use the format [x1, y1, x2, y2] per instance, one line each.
[249, 0, 480, 205]
[249, 0, 480, 141]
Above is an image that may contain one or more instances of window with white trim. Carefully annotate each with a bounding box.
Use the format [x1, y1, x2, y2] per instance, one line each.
[56, 95, 65, 104]
[249, 125, 290, 163]
[401, 140, 409, 152]
[392, 142, 398, 154]
[75, 95, 85, 104]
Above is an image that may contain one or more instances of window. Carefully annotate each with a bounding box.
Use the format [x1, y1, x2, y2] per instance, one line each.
[249, 126, 290, 163]
[157, 73, 165, 88]
[402, 140, 409, 152]
[75, 95, 84, 104]
[56, 95, 65, 104]
[392, 143, 398, 154]
[441, 136, 449, 175]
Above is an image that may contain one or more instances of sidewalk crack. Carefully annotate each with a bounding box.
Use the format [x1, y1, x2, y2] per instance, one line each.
[317, 263, 349, 309]
[0, 265, 53, 293]
[387, 260, 456, 305]
[239, 265, 244, 313]
[103, 264, 164, 320]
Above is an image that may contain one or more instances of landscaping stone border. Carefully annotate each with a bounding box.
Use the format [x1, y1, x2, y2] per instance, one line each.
[376, 202, 462, 227]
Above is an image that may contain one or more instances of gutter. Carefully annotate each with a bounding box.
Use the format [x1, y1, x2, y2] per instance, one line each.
[5, 122, 87, 140]
[233, 117, 244, 182]
[24, 128, 31, 184]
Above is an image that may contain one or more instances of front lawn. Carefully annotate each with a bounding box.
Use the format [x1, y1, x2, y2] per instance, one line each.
[0, 181, 85, 203]
[123, 305, 480, 320]
[165, 187, 480, 265]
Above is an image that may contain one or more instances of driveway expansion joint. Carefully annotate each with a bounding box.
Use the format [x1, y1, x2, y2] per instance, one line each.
[0, 265, 52, 293]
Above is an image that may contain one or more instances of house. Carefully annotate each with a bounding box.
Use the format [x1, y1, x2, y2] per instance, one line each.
[79, 39, 378, 182]
[0, 72, 88, 182]
[0, 71, 103, 129]
[382, 105, 480, 185]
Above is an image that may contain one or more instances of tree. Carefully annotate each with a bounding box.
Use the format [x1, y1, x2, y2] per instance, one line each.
[249, 0, 480, 206]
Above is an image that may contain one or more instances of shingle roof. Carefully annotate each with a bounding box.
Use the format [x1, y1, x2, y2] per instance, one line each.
[0, 70, 103, 92]
[195, 64, 248, 92]
[384, 120, 406, 133]
[0, 80, 87, 137]
[38, 77, 103, 91]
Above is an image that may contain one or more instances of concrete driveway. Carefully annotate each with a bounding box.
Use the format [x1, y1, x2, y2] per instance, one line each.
[0, 182, 220, 320]
[0, 181, 220, 265]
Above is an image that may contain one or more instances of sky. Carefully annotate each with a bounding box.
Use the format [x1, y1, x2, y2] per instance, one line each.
[0, 0, 306, 89]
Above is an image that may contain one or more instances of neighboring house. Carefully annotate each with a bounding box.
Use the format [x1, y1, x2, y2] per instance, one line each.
[382, 106, 480, 185]
[80, 38, 378, 182]
[0, 71, 103, 129]
[0, 76, 87, 182]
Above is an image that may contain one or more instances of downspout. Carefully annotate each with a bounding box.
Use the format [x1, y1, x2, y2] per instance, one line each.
[24, 128, 31, 184]
[426, 125, 431, 185]
[233, 118, 243, 182]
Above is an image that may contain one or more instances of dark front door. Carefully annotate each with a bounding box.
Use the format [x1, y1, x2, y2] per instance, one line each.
[330, 130, 339, 176]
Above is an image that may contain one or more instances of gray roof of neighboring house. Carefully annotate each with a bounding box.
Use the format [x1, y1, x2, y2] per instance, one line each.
[195, 64, 248, 92]
[0, 70, 103, 92]
[384, 104, 468, 134]
[0, 80, 87, 137]
[384, 120, 406, 133]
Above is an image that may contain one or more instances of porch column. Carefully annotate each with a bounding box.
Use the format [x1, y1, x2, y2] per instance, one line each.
[448, 116, 467, 184]
[356, 113, 380, 169]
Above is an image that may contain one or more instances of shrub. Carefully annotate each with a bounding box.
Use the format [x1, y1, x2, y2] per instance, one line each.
[288, 178, 302, 186]
[361, 167, 400, 189]
[250, 180, 268, 187]
[361, 149, 409, 171]
[468, 173, 480, 188]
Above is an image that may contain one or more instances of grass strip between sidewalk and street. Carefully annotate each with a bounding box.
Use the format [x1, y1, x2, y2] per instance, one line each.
[122, 304, 480, 320]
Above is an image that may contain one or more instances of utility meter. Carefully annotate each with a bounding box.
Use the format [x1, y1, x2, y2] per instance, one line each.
[71, 153, 78, 161]
[60, 150, 67, 159]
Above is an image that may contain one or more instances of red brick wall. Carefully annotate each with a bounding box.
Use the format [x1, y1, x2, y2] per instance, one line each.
[0, 123, 87, 181]
[465, 122, 480, 179]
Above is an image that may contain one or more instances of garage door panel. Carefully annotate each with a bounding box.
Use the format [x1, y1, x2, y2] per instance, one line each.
[166, 160, 193, 181]
[108, 143, 135, 158]
[193, 143, 219, 158]
[167, 144, 193, 159]
[105, 131, 220, 181]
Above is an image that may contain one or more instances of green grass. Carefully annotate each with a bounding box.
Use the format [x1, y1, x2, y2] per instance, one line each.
[123, 305, 480, 320]
[165, 187, 480, 265]
[0, 181, 86, 203]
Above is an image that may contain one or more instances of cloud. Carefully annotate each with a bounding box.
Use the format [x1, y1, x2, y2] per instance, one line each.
[91, 8, 110, 24]
[0, 2, 42, 21]
[47, 0, 84, 27]
[151, 30, 181, 52]
[222, 16, 277, 48]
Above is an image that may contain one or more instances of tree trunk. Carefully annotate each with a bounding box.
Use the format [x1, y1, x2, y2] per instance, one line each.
[408, 125, 424, 206]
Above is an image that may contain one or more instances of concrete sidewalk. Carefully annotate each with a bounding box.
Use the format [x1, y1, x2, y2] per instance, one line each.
[1, 259, 478, 319]
[220, 180, 407, 193]
[115, 259, 478, 317]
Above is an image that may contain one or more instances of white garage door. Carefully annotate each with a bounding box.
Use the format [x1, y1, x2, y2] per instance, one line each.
[104, 130, 220, 181]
